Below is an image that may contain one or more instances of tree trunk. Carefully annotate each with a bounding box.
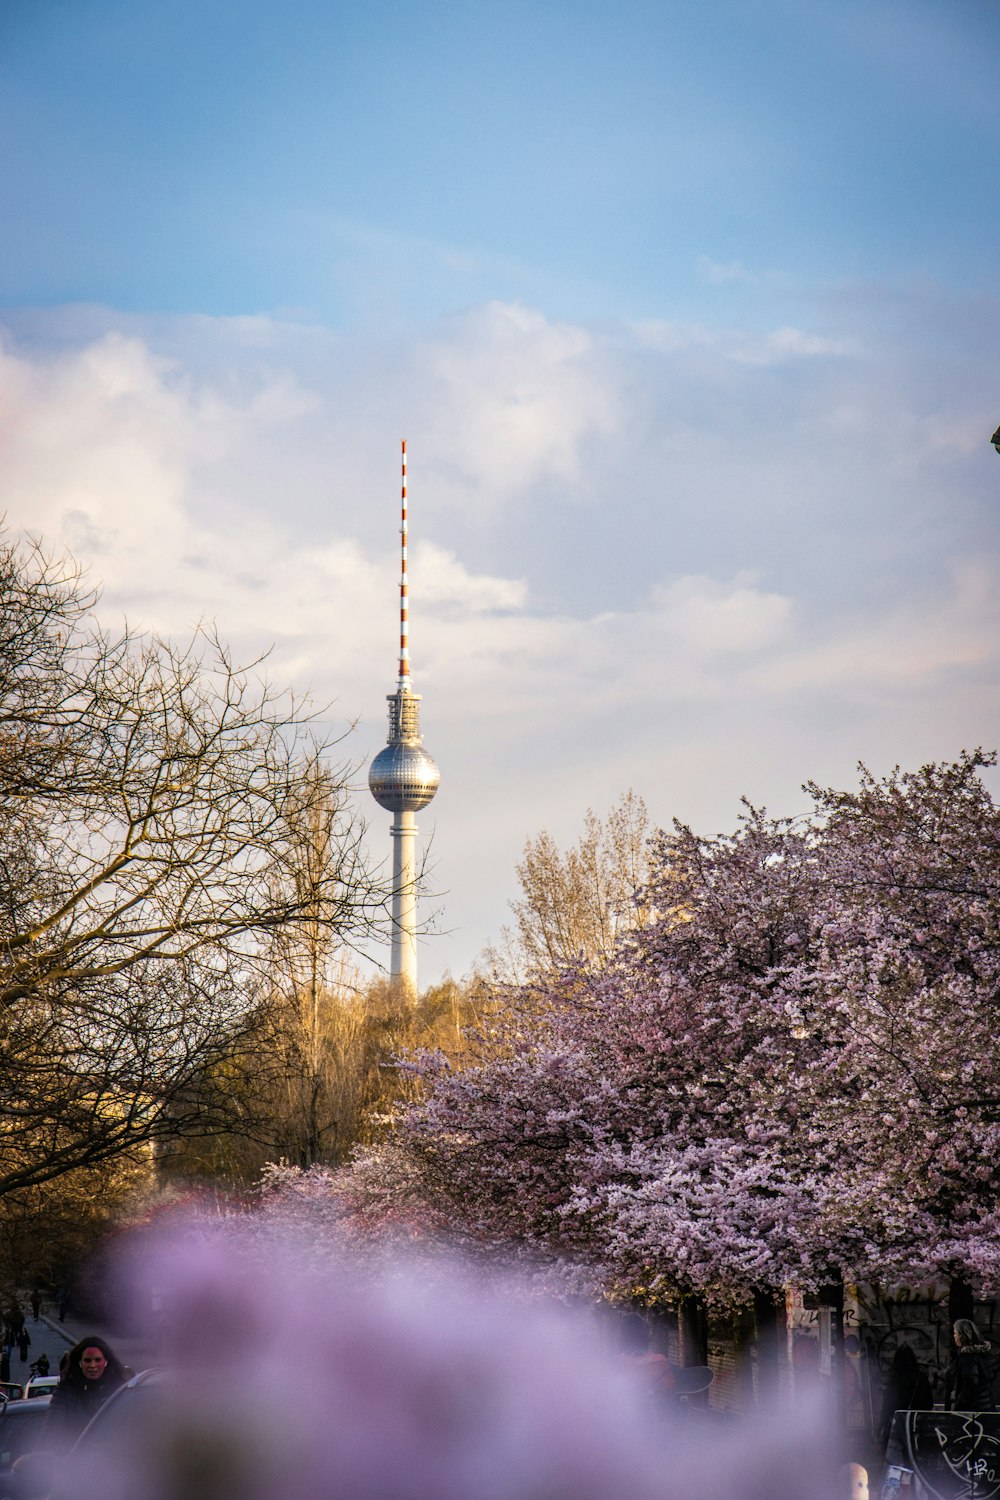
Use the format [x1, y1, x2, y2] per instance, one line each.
[820, 1282, 846, 1431]
[678, 1295, 709, 1366]
[948, 1276, 974, 1325]
[753, 1289, 785, 1406]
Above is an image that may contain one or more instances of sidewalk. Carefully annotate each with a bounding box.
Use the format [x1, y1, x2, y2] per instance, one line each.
[31, 1306, 157, 1378]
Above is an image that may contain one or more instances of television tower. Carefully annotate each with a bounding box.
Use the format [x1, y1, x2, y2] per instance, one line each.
[368, 440, 440, 994]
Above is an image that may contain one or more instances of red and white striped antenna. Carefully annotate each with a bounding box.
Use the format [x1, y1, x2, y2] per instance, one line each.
[398, 438, 410, 688]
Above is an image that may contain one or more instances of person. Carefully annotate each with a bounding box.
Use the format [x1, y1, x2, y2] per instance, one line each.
[32, 1352, 49, 1376]
[617, 1311, 677, 1412]
[877, 1343, 933, 1450]
[44, 1336, 127, 1444]
[16, 1324, 30, 1362]
[0, 1346, 10, 1385]
[29, 1289, 41, 1321]
[841, 1462, 869, 1500]
[946, 1319, 996, 1412]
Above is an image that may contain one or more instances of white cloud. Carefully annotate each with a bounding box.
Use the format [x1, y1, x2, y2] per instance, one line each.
[414, 302, 622, 510]
[696, 257, 758, 285]
[416, 542, 526, 613]
[728, 325, 860, 365]
[753, 563, 999, 694]
[629, 317, 857, 365]
[650, 574, 794, 653]
[1, 297, 997, 981]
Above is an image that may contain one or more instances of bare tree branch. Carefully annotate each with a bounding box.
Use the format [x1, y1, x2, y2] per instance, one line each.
[0, 530, 389, 1196]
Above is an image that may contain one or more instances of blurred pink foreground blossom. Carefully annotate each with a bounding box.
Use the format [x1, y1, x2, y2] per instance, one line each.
[75, 1221, 844, 1500]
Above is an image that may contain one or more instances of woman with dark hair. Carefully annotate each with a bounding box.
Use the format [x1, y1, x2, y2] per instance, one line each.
[44, 1335, 128, 1444]
[946, 1319, 996, 1412]
[878, 1344, 933, 1450]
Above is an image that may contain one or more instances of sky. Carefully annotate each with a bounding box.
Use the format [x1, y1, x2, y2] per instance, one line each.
[2, 0, 999, 985]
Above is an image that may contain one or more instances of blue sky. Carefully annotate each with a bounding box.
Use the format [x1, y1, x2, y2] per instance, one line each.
[2, 0, 999, 982]
[5, 0, 998, 321]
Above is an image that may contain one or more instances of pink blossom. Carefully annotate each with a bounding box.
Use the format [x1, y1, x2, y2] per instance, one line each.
[337, 752, 1000, 1307]
[92, 1222, 844, 1500]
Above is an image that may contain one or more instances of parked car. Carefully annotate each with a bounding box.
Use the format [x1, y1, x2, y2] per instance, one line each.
[6, 1370, 160, 1500]
[19, 1384, 56, 1404]
[0, 1399, 51, 1497]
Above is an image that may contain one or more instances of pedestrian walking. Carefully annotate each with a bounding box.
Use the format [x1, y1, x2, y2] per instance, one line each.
[616, 1312, 677, 1414]
[946, 1319, 996, 1411]
[0, 1347, 10, 1385]
[878, 1343, 933, 1450]
[16, 1325, 29, 1362]
[29, 1289, 41, 1320]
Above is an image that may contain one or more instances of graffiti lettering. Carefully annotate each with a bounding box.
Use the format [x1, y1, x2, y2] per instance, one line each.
[894, 1411, 1000, 1500]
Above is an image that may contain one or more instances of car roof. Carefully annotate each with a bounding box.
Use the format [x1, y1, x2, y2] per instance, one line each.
[68, 1368, 166, 1451]
[106, 1368, 164, 1392]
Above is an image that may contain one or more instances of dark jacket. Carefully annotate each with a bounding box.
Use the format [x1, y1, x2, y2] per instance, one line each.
[947, 1342, 996, 1412]
[43, 1337, 127, 1446]
[878, 1358, 933, 1448]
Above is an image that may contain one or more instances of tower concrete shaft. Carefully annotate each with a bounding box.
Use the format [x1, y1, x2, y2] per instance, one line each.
[390, 809, 418, 990]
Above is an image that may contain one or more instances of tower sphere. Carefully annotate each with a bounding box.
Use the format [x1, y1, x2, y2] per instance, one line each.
[369, 740, 440, 813]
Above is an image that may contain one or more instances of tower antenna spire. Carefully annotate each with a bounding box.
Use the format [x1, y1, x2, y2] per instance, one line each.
[399, 438, 410, 687]
[369, 440, 440, 996]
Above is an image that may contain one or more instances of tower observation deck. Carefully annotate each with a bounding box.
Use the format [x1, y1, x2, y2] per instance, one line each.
[368, 441, 440, 993]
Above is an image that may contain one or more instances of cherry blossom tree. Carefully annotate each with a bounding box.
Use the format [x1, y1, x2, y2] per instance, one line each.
[345, 752, 1000, 1310]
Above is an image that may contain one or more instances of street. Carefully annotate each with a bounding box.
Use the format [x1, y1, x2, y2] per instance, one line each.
[7, 1297, 157, 1390]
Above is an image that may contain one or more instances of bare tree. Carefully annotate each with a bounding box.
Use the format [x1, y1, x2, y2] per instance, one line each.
[148, 751, 490, 1185]
[486, 791, 653, 979]
[0, 532, 388, 1197]
[0, 1154, 147, 1288]
[157, 969, 490, 1186]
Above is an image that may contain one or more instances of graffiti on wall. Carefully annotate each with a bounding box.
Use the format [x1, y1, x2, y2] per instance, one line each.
[860, 1287, 1000, 1407]
[893, 1411, 1000, 1500]
[785, 1286, 1000, 1433]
